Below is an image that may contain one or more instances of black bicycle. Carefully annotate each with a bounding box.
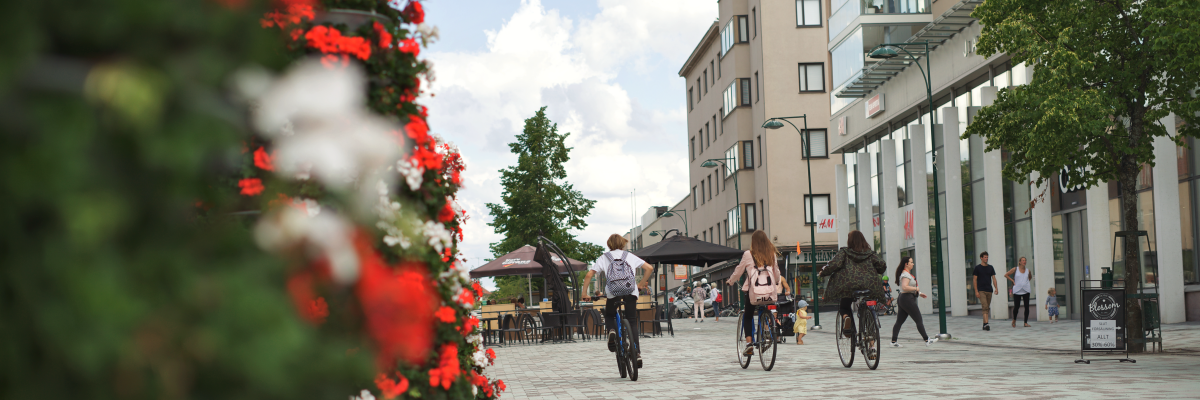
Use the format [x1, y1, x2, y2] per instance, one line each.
[836, 289, 882, 370]
[610, 297, 639, 381]
[735, 302, 779, 371]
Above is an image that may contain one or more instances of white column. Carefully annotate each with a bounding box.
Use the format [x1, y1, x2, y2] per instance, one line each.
[857, 152, 873, 238]
[941, 107, 969, 317]
[980, 87, 1010, 321]
[910, 125, 934, 313]
[1031, 171, 1055, 322]
[1152, 113, 1186, 324]
[882, 140, 900, 295]
[835, 164, 850, 248]
[1086, 182, 1112, 282]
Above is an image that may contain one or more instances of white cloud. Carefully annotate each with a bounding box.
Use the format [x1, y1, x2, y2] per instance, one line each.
[425, 0, 715, 272]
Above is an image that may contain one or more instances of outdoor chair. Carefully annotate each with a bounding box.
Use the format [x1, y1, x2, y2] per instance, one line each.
[586, 309, 605, 340]
[497, 314, 525, 346]
[649, 304, 673, 337]
[533, 313, 564, 343]
[560, 310, 586, 342]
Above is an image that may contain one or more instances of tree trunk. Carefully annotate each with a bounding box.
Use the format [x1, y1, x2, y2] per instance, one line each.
[1119, 144, 1146, 353]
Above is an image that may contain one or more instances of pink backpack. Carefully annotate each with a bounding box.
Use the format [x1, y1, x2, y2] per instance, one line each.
[747, 264, 777, 305]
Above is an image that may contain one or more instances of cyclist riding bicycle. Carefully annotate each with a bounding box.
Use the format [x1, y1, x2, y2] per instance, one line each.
[583, 234, 653, 367]
[726, 230, 787, 356]
[819, 230, 887, 339]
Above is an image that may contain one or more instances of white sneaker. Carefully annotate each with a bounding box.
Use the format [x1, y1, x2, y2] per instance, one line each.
[926, 337, 939, 347]
[890, 342, 903, 348]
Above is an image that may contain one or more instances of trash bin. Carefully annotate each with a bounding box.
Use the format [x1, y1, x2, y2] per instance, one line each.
[1101, 267, 1114, 289]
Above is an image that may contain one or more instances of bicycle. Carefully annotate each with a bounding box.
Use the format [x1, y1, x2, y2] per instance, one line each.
[735, 301, 779, 371]
[874, 287, 896, 316]
[836, 289, 882, 370]
[609, 297, 639, 381]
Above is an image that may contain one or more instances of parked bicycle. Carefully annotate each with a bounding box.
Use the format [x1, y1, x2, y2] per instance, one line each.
[735, 303, 779, 371]
[837, 289, 882, 370]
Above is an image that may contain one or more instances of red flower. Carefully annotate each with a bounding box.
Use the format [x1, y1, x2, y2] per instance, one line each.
[305, 25, 372, 61]
[485, 348, 496, 362]
[260, 0, 315, 28]
[403, 0, 425, 24]
[496, 379, 506, 392]
[427, 343, 460, 390]
[435, 305, 456, 323]
[405, 115, 429, 145]
[437, 202, 455, 222]
[375, 373, 409, 399]
[356, 232, 437, 367]
[374, 21, 393, 48]
[287, 271, 328, 325]
[460, 316, 479, 336]
[456, 287, 475, 307]
[254, 146, 274, 171]
[238, 178, 264, 196]
[398, 38, 420, 56]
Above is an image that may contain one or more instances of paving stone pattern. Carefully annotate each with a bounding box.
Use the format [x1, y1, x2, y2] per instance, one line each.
[488, 312, 1200, 399]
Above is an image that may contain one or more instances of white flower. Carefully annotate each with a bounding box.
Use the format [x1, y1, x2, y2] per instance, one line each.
[423, 220, 453, 253]
[254, 207, 360, 285]
[350, 389, 376, 400]
[297, 198, 321, 217]
[397, 158, 424, 191]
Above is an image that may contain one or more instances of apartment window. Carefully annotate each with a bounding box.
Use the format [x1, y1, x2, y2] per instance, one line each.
[796, 0, 821, 27]
[710, 228, 715, 243]
[692, 186, 698, 209]
[703, 70, 708, 93]
[740, 78, 751, 106]
[705, 122, 710, 145]
[688, 88, 693, 111]
[721, 19, 734, 56]
[712, 115, 718, 136]
[708, 175, 713, 199]
[802, 129, 828, 158]
[700, 181, 706, 204]
[702, 230, 707, 242]
[738, 16, 749, 43]
[698, 129, 703, 152]
[799, 63, 825, 92]
[728, 207, 741, 236]
[743, 140, 754, 168]
[760, 199, 764, 228]
[725, 145, 740, 176]
[754, 72, 760, 103]
[710, 61, 715, 84]
[752, 7, 757, 38]
[723, 81, 736, 117]
[697, 78, 702, 98]
[804, 194, 832, 224]
[725, 79, 751, 117]
[757, 136, 763, 167]
[745, 203, 757, 230]
[717, 57, 721, 77]
[690, 137, 696, 160]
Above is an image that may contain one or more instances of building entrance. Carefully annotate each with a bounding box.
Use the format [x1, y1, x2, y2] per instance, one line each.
[1052, 210, 1089, 319]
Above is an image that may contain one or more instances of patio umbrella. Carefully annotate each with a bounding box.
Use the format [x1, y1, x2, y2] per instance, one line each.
[633, 231, 744, 266]
[468, 245, 587, 278]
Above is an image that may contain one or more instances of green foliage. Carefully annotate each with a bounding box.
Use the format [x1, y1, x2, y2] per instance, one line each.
[967, 0, 1200, 188]
[0, 0, 378, 398]
[486, 106, 604, 263]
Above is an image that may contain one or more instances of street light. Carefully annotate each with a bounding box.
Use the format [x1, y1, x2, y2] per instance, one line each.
[762, 114, 821, 329]
[660, 209, 690, 236]
[701, 157, 741, 250]
[868, 41, 950, 340]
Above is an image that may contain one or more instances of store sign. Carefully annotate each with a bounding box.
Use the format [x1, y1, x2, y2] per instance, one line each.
[816, 215, 837, 233]
[788, 248, 837, 264]
[1081, 288, 1125, 351]
[674, 265, 688, 280]
[1059, 166, 1086, 193]
[866, 94, 885, 118]
[900, 204, 916, 248]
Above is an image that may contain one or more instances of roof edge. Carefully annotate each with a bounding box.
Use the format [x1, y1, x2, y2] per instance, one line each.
[678, 21, 720, 77]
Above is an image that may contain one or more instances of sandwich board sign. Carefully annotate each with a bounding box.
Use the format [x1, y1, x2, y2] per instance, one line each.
[1076, 283, 1134, 363]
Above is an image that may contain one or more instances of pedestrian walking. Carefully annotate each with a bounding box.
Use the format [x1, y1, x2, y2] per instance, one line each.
[972, 251, 999, 331]
[692, 282, 707, 322]
[710, 284, 722, 321]
[794, 300, 812, 345]
[726, 230, 786, 356]
[819, 230, 886, 343]
[1046, 287, 1060, 323]
[1006, 256, 1033, 327]
[890, 257, 937, 347]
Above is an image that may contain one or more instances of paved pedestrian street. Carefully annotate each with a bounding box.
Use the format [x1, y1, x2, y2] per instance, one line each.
[489, 312, 1200, 399]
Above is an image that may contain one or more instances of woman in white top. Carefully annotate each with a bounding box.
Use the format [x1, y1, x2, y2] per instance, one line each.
[1006, 256, 1034, 327]
[890, 257, 937, 347]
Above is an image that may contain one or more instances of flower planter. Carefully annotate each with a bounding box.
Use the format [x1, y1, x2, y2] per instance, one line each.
[315, 8, 385, 29]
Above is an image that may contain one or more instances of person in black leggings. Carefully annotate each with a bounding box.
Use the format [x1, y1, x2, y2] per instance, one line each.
[890, 257, 938, 347]
[1006, 257, 1034, 327]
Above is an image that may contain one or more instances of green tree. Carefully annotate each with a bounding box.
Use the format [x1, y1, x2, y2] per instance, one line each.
[967, 0, 1200, 351]
[487, 107, 604, 291]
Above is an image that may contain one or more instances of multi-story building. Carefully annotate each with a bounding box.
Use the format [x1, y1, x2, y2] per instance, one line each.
[828, 0, 1197, 323]
[673, 0, 842, 303]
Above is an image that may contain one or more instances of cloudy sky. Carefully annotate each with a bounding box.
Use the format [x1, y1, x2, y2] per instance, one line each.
[421, 0, 717, 289]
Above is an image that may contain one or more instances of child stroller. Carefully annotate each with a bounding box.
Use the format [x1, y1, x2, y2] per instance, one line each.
[774, 294, 796, 343]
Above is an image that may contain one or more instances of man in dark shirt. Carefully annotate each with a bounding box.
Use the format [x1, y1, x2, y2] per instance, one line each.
[972, 252, 999, 331]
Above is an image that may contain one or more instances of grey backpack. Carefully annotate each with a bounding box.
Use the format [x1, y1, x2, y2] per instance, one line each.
[604, 251, 636, 297]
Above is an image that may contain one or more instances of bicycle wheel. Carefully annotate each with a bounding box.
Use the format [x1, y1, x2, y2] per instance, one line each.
[836, 313, 855, 368]
[616, 336, 627, 378]
[757, 312, 777, 371]
[860, 307, 881, 370]
[621, 318, 638, 381]
[736, 312, 751, 369]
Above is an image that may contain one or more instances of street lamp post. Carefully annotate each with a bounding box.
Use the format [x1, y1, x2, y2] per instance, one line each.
[867, 41, 949, 340]
[762, 115, 821, 329]
[659, 209, 689, 236]
[700, 158, 740, 250]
